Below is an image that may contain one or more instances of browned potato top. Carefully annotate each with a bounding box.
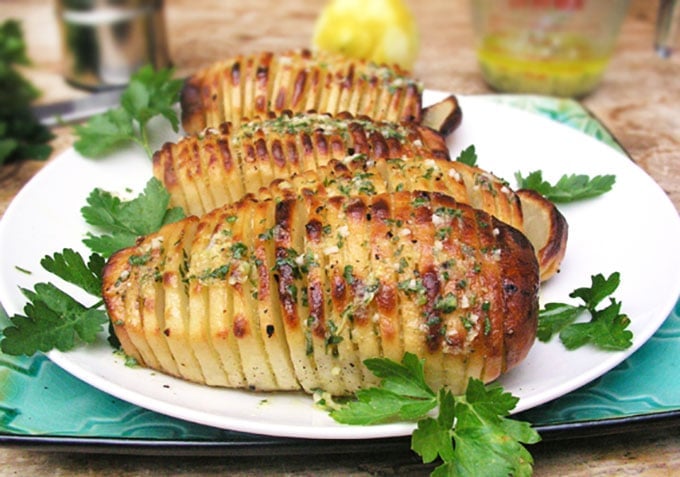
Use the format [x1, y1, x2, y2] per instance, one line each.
[181, 49, 423, 134]
[103, 188, 540, 395]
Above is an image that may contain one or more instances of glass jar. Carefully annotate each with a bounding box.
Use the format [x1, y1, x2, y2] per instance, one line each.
[470, 0, 630, 97]
[56, 0, 171, 90]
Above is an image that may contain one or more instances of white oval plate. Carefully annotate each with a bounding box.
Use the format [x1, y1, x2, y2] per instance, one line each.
[1, 93, 679, 440]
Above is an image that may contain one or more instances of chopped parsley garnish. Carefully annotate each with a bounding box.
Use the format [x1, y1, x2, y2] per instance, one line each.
[434, 293, 458, 313]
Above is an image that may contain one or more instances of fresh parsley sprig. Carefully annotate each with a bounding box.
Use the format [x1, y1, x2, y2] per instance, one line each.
[1, 178, 184, 356]
[330, 353, 541, 476]
[1, 250, 107, 356]
[81, 178, 185, 257]
[537, 272, 633, 351]
[515, 170, 615, 203]
[455, 145, 615, 205]
[73, 65, 183, 158]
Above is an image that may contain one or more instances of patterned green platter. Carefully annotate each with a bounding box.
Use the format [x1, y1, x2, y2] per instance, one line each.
[1, 95, 679, 452]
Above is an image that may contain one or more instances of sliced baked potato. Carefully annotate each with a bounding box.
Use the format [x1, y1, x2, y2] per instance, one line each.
[180, 49, 462, 137]
[152, 112, 573, 278]
[181, 49, 420, 133]
[153, 111, 451, 216]
[103, 190, 540, 395]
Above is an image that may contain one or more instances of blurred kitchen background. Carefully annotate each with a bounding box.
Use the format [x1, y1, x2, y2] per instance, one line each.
[1, 0, 678, 209]
[2, 0, 675, 103]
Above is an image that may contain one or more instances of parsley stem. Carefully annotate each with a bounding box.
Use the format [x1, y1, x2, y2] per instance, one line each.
[138, 126, 153, 158]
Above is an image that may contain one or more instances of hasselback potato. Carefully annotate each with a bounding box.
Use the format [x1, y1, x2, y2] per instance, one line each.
[153, 111, 510, 219]
[153, 111, 450, 216]
[103, 189, 539, 395]
[180, 49, 425, 134]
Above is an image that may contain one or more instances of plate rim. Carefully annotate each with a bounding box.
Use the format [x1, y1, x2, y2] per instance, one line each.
[1, 93, 679, 440]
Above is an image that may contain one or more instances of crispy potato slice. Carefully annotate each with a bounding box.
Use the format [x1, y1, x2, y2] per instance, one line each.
[187, 211, 230, 386]
[122, 247, 160, 370]
[204, 207, 247, 388]
[367, 196, 403, 363]
[389, 192, 428, 374]
[228, 197, 278, 390]
[138, 235, 180, 377]
[115, 242, 158, 368]
[162, 217, 204, 383]
[252, 197, 299, 390]
[341, 196, 382, 388]
[273, 195, 322, 392]
[310, 195, 363, 394]
[103, 257, 143, 365]
[516, 189, 569, 281]
[422, 94, 463, 137]
[406, 192, 449, 390]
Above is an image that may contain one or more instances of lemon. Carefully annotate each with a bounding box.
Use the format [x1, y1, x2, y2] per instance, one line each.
[312, 0, 420, 70]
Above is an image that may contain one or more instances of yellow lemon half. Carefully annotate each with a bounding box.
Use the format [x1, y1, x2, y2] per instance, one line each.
[312, 0, 420, 71]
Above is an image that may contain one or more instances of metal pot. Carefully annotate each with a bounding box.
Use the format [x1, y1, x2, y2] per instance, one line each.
[56, 0, 171, 90]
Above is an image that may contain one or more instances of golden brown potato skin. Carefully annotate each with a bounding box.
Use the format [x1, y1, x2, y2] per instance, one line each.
[153, 109, 570, 283]
[103, 190, 539, 396]
[152, 112, 452, 216]
[153, 110, 572, 272]
[180, 49, 423, 134]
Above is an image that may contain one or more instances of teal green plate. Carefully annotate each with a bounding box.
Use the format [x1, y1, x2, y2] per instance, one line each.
[1, 95, 679, 453]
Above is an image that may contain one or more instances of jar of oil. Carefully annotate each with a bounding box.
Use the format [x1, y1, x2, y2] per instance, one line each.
[470, 0, 630, 97]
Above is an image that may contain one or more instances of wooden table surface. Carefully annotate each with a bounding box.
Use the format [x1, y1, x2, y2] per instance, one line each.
[1, 0, 679, 475]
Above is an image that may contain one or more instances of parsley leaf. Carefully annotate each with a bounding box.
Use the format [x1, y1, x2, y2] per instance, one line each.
[330, 353, 540, 476]
[1, 284, 108, 355]
[73, 65, 183, 158]
[537, 272, 633, 351]
[442, 380, 538, 477]
[81, 177, 185, 257]
[331, 354, 438, 424]
[515, 170, 615, 203]
[1, 249, 108, 356]
[455, 145, 477, 166]
[121, 66, 181, 133]
[40, 249, 106, 297]
[71, 108, 135, 158]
